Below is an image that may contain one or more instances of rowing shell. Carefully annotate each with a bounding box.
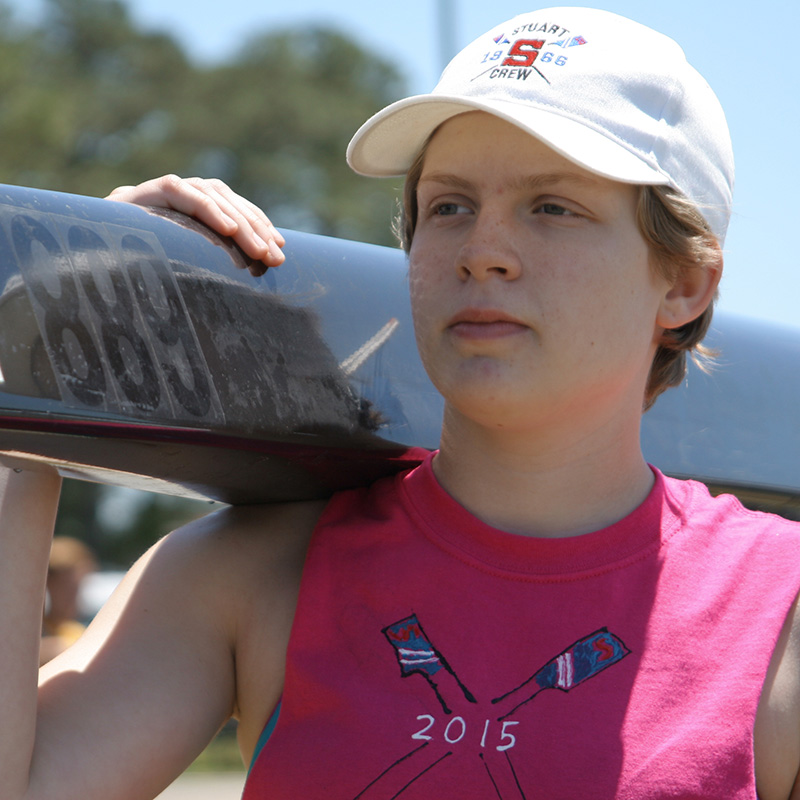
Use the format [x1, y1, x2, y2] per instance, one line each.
[0, 184, 438, 503]
[1, 184, 798, 511]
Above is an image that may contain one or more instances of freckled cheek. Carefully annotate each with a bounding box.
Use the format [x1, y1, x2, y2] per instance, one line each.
[408, 247, 452, 313]
[407, 268, 427, 327]
[408, 260, 439, 358]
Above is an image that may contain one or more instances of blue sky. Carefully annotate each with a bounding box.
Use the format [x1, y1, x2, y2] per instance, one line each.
[15, 0, 800, 330]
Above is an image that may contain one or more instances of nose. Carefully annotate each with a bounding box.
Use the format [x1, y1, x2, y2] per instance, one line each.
[456, 215, 522, 282]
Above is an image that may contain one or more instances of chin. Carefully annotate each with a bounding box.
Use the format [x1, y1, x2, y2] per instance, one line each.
[445, 387, 537, 430]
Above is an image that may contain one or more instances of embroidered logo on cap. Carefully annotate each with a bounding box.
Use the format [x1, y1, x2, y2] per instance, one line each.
[476, 22, 586, 85]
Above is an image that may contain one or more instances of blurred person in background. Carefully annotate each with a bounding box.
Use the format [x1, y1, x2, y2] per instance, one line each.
[40, 536, 97, 665]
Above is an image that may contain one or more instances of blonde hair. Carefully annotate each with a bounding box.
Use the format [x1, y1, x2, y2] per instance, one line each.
[398, 142, 720, 410]
[635, 185, 720, 409]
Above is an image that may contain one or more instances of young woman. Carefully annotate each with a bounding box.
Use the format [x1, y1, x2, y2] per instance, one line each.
[2, 8, 800, 799]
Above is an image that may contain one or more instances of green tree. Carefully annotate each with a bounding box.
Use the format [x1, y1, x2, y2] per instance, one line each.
[185, 28, 406, 243]
[1, 0, 406, 244]
[0, 0, 194, 194]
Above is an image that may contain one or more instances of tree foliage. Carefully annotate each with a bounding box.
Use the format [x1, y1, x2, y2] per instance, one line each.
[1, 0, 406, 243]
[2, 0, 409, 566]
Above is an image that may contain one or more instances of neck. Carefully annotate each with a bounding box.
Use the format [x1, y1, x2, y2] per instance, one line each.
[433, 403, 654, 538]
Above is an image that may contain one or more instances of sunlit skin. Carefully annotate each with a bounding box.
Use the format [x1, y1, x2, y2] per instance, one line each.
[408, 111, 697, 537]
[410, 113, 666, 426]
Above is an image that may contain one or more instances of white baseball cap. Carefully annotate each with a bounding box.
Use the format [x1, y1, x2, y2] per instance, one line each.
[347, 7, 734, 243]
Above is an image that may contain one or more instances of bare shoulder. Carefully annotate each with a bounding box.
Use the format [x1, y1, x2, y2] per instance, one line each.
[755, 591, 800, 800]
[166, 497, 327, 592]
[85, 497, 327, 648]
[184, 499, 329, 760]
[35, 497, 326, 796]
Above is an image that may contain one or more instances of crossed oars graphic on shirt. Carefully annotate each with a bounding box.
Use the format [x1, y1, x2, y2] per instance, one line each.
[353, 614, 630, 800]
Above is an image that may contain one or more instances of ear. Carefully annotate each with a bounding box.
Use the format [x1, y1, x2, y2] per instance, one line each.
[656, 244, 723, 330]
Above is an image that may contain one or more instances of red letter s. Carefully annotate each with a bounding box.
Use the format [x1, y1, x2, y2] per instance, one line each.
[502, 39, 544, 68]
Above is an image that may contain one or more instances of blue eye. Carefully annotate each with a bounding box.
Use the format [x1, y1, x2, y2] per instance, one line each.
[539, 203, 571, 215]
[435, 202, 469, 216]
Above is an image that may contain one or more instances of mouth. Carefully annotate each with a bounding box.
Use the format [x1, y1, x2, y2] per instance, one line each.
[447, 309, 529, 340]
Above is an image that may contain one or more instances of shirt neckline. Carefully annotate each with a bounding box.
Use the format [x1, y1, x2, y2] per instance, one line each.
[397, 451, 689, 579]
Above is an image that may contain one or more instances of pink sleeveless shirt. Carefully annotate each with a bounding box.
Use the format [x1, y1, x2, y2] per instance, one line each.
[243, 454, 800, 799]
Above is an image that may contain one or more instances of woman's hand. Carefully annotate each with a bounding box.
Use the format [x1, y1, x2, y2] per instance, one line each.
[106, 175, 285, 275]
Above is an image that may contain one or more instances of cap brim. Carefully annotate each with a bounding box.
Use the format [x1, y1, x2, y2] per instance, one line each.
[347, 94, 671, 187]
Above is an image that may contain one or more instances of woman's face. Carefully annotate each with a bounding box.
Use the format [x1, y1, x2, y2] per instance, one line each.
[408, 111, 672, 434]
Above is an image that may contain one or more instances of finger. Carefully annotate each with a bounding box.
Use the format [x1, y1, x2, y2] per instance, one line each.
[193, 179, 286, 266]
[180, 178, 285, 267]
[204, 179, 286, 248]
[107, 177, 285, 269]
[106, 175, 240, 237]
